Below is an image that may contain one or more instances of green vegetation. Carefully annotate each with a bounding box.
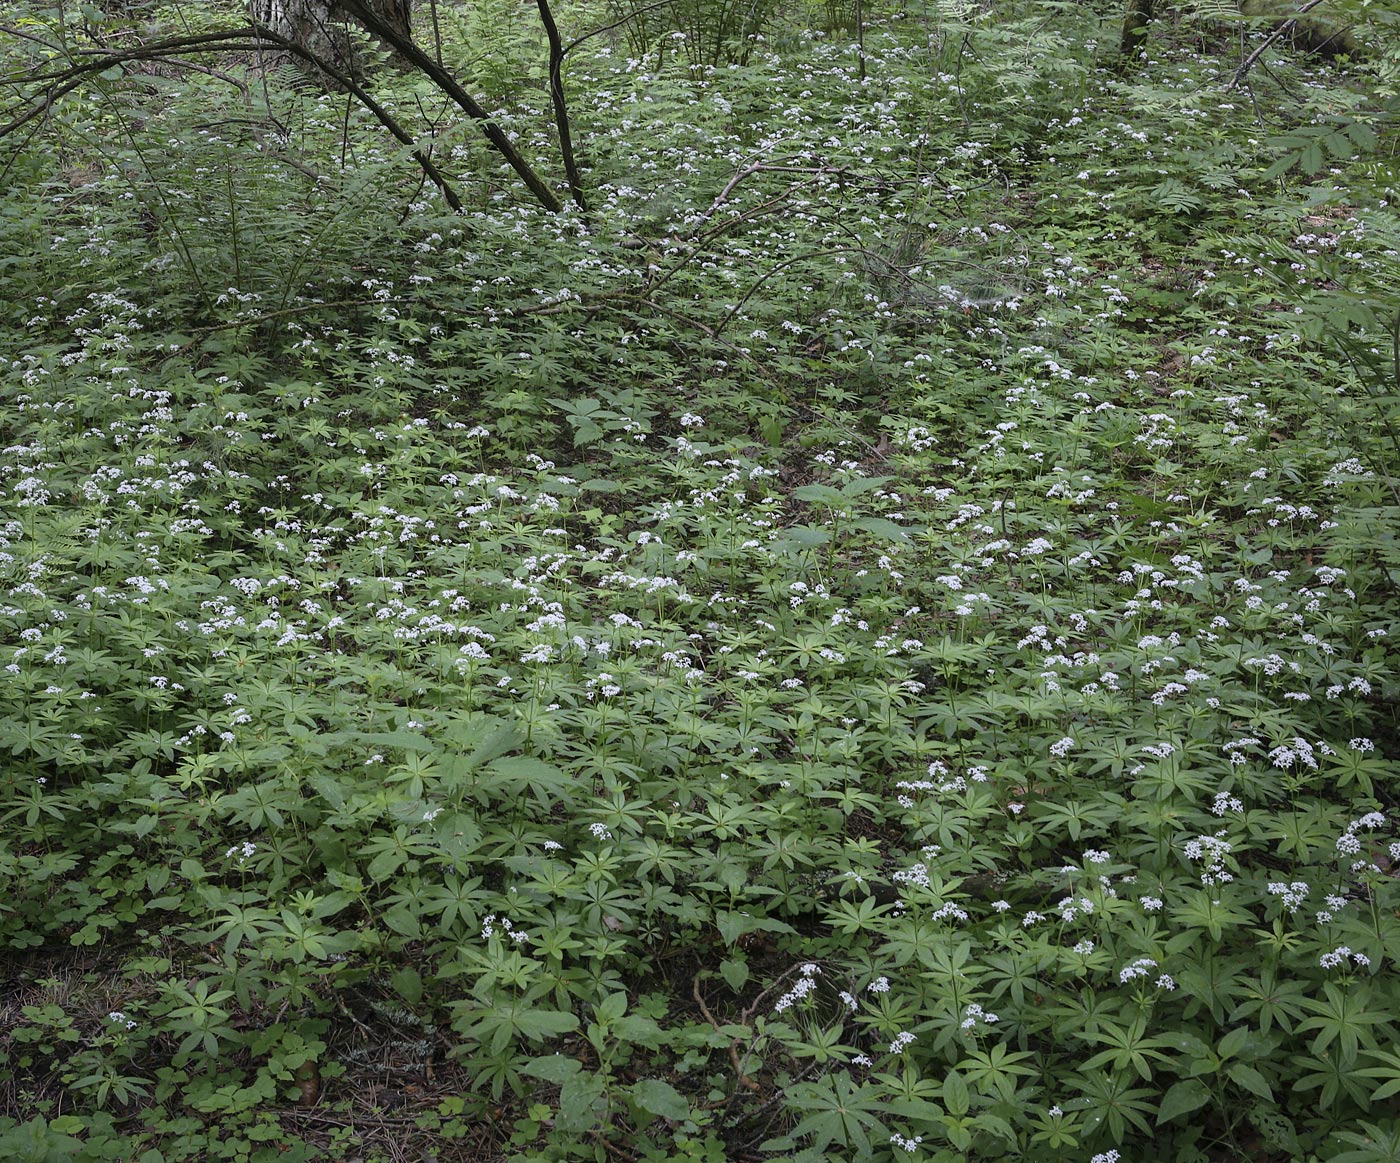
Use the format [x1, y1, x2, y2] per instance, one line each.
[1, 1, 1398, 1160]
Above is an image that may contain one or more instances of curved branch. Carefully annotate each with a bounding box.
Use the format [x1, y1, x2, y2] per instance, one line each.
[334, 0, 563, 211]
[0, 27, 465, 212]
[561, 0, 677, 60]
[6, 12, 569, 212]
[715, 246, 865, 337]
[535, 0, 587, 211]
[254, 27, 464, 212]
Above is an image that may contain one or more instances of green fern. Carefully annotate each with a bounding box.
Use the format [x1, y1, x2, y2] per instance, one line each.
[1150, 177, 1206, 214]
[1263, 116, 1380, 180]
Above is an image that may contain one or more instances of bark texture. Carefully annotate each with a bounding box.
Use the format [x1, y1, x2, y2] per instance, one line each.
[1116, 0, 1155, 70]
[250, 0, 411, 79]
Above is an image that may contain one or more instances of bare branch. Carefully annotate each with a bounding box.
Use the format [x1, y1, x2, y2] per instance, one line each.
[535, 0, 587, 212]
[0, 27, 466, 212]
[1227, 0, 1335, 91]
[334, 0, 563, 211]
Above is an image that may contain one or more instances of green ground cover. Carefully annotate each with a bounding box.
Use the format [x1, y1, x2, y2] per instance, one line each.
[1, 1, 1398, 1160]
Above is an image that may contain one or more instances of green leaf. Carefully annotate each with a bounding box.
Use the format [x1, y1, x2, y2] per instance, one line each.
[367, 846, 406, 882]
[596, 991, 628, 1023]
[488, 755, 572, 808]
[431, 811, 484, 861]
[720, 956, 750, 992]
[514, 1009, 581, 1041]
[557, 1074, 607, 1132]
[615, 1013, 665, 1047]
[838, 475, 894, 497]
[521, 1055, 583, 1083]
[357, 730, 435, 753]
[443, 714, 520, 761]
[1227, 1062, 1273, 1101]
[717, 910, 759, 946]
[777, 525, 832, 547]
[632, 1078, 690, 1121]
[943, 1070, 970, 1118]
[793, 483, 846, 506]
[308, 774, 348, 808]
[1157, 1079, 1211, 1124]
[851, 516, 911, 542]
[1220, 1030, 1276, 1063]
[382, 906, 421, 938]
[391, 967, 423, 1005]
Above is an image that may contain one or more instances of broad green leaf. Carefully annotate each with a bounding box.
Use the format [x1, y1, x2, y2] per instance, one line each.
[391, 967, 422, 1005]
[720, 956, 750, 992]
[943, 1070, 970, 1118]
[717, 910, 759, 945]
[308, 774, 347, 808]
[777, 525, 832, 547]
[1217, 1026, 1248, 1059]
[792, 483, 846, 506]
[488, 755, 572, 808]
[521, 1055, 583, 1083]
[1227, 1063, 1273, 1101]
[851, 516, 911, 542]
[557, 1074, 607, 1132]
[514, 1009, 580, 1041]
[1157, 1079, 1211, 1124]
[431, 812, 484, 861]
[631, 1078, 690, 1121]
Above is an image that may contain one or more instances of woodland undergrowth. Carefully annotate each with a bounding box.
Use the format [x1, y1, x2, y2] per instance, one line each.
[1, 1, 1399, 1161]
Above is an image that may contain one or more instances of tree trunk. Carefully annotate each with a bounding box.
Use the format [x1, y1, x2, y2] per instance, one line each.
[1116, 0, 1154, 71]
[250, 0, 411, 80]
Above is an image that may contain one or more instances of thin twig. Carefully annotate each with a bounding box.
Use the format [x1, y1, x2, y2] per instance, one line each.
[561, 0, 677, 60]
[1226, 0, 1333, 92]
[0, 28, 466, 211]
[692, 974, 759, 1091]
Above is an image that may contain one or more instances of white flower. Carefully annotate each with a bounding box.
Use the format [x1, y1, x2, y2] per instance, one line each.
[1119, 957, 1157, 983]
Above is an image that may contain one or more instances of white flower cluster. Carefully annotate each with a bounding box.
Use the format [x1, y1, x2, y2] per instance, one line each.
[960, 1002, 1000, 1029]
[774, 963, 822, 1013]
[481, 914, 530, 944]
[1319, 945, 1369, 970]
[1183, 830, 1233, 887]
[1267, 881, 1310, 913]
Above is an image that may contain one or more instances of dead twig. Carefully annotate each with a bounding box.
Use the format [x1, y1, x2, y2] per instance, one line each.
[693, 974, 760, 1092]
